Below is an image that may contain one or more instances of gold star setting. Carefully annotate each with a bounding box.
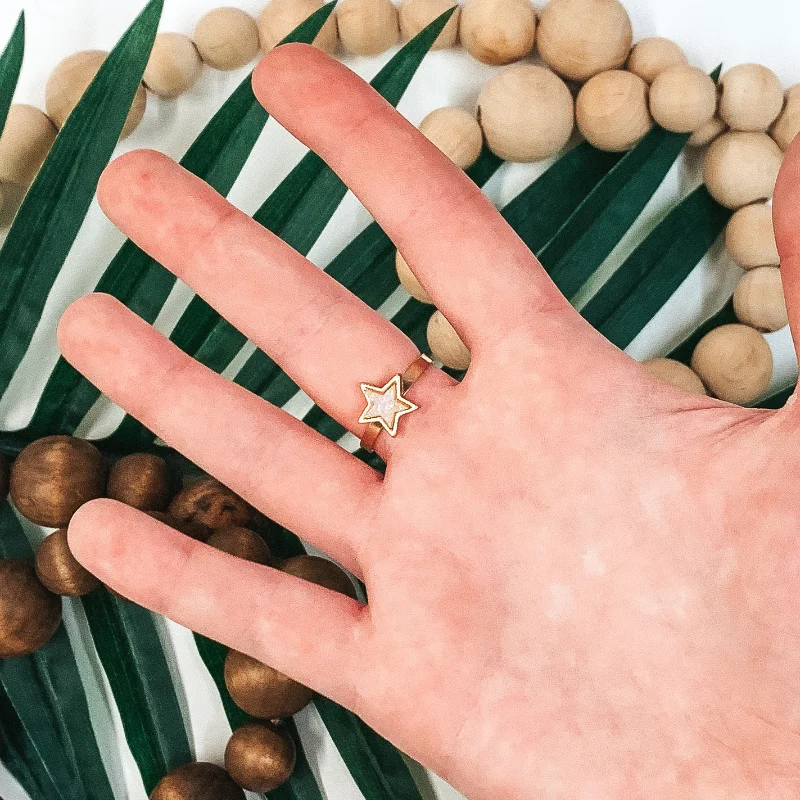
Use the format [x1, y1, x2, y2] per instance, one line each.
[358, 374, 418, 437]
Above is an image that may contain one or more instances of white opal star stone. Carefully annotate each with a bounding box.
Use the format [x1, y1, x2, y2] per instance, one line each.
[358, 374, 418, 437]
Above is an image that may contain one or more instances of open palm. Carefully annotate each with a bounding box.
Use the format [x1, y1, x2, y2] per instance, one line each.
[59, 43, 800, 799]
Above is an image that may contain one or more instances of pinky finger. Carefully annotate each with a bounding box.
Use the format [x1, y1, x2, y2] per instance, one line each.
[68, 499, 369, 709]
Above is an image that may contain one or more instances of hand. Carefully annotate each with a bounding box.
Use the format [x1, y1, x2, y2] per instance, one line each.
[59, 43, 800, 800]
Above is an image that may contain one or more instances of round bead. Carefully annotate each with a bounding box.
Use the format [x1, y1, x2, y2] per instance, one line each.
[576, 70, 653, 152]
[687, 114, 726, 148]
[396, 249, 433, 304]
[640, 358, 707, 396]
[148, 510, 211, 543]
[649, 65, 717, 134]
[35, 529, 100, 596]
[225, 649, 313, 718]
[418, 107, 483, 170]
[626, 37, 687, 84]
[477, 65, 574, 162]
[150, 762, 244, 800]
[398, 0, 460, 49]
[206, 527, 272, 564]
[537, 0, 633, 82]
[690, 324, 773, 405]
[168, 476, 254, 531]
[280, 555, 357, 598]
[702, 132, 783, 210]
[0, 104, 57, 187]
[719, 64, 784, 133]
[225, 723, 295, 793]
[143, 33, 203, 99]
[771, 84, 800, 151]
[46, 51, 146, 138]
[725, 203, 779, 270]
[427, 310, 471, 370]
[459, 0, 536, 66]
[337, 0, 398, 55]
[10, 435, 106, 528]
[258, 0, 339, 54]
[733, 266, 788, 332]
[194, 7, 261, 71]
[107, 453, 172, 511]
[0, 559, 62, 658]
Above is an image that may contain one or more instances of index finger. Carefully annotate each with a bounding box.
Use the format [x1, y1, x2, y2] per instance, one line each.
[252, 43, 578, 348]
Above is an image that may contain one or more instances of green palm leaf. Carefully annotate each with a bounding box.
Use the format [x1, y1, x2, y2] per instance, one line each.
[0, 11, 24, 134]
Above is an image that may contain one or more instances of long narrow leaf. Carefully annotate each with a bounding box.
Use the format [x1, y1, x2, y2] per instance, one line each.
[0, 0, 163, 392]
[0, 11, 24, 135]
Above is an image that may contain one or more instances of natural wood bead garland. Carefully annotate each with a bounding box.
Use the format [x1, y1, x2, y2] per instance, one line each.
[626, 37, 687, 84]
[719, 63, 784, 133]
[143, 33, 203, 99]
[399, 0, 460, 48]
[193, 7, 261, 71]
[258, 0, 339, 54]
[641, 358, 707, 396]
[396, 248, 433, 303]
[0, 104, 57, 187]
[427, 310, 471, 370]
[337, 0, 399, 56]
[772, 84, 800, 151]
[459, 0, 537, 66]
[733, 266, 788, 332]
[649, 65, 717, 134]
[418, 106, 483, 170]
[725, 203, 780, 270]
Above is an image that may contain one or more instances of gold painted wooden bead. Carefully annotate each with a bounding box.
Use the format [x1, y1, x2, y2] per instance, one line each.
[279, 555, 358, 598]
[427, 310, 470, 370]
[398, 0, 460, 50]
[640, 358, 707, 396]
[687, 114, 726, 148]
[719, 64, 784, 133]
[35, 529, 100, 596]
[537, 0, 632, 82]
[396, 249, 433, 303]
[206, 526, 272, 565]
[225, 723, 295, 793]
[46, 51, 146, 138]
[733, 266, 788, 332]
[626, 37, 687, 84]
[258, 0, 339, 54]
[337, 0, 398, 55]
[459, 0, 536, 66]
[193, 7, 261, 71]
[150, 762, 245, 800]
[690, 324, 773, 405]
[649, 65, 717, 134]
[702, 132, 783, 209]
[725, 203, 779, 270]
[418, 107, 483, 170]
[143, 33, 203, 99]
[107, 453, 172, 511]
[0, 104, 57, 187]
[477, 65, 574, 162]
[771, 84, 800, 151]
[576, 70, 653, 152]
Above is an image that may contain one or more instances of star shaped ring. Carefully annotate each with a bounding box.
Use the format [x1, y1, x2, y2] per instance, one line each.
[359, 354, 433, 452]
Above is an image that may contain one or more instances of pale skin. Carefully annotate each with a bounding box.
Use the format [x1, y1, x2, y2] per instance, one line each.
[58, 43, 800, 799]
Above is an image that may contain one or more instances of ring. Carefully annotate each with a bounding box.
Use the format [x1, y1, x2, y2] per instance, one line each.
[359, 354, 433, 452]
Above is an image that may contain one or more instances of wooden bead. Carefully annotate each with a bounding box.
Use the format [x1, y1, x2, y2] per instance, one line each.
[193, 7, 261, 71]
[10, 436, 106, 528]
[258, 0, 339, 54]
[35, 529, 100, 596]
[626, 37, 687, 84]
[0, 104, 57, 187]
[733, 266, 788, 332]
[225, 723, 295, 793]
[649, 65, 717, 134]
[687, 114, 726, 148]
[725, 203, 779, 270]
[537, 0, 632, 82]
[719, 64, 784, 133]
[640, 358, 707, 396]
[107, 453, 171, 511]
[280, 555, 358, 599]
[225, 649, 313, 718]
[168, 476, 254, 531]
[690, 324, 773, 405]
[771, 84, 800, 151]
[46, 51, 146, 138]
[396, 249, 433, 304]
[150, 762, 244, 800]
[0, 559, 62, 658]
[418, 107, 483, 170]
[206, 526, 272, 564]
[477, 65, 574, 162]
[427, 309, 471, 370]
[148, 510, 211, 543]
[143, 33, 203, 99]
[398, 0, 460, 50]
[459, 0, 536, 66]
[337, 0, 398, 55]
[576, 70, 653, 152]
[702, 132, 783, 209]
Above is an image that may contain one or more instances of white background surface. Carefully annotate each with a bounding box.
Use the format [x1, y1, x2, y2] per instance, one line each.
[0, 1, 799, 799]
